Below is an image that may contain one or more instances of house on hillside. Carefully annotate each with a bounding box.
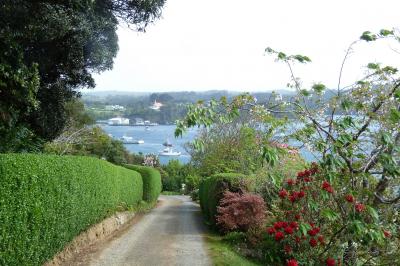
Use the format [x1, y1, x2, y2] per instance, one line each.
[149, 100, 163, 111]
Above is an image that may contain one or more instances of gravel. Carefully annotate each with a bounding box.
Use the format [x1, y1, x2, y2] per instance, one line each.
[87, 195, 211, 266]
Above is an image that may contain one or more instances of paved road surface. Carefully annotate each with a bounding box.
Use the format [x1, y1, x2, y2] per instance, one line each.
[85, 195, 211, 266]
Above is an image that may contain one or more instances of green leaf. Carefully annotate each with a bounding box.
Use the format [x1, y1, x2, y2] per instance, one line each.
[367, 62, 380, 70]
[360, 31, 377, 42]
[367, 206, 379, 221]
[394, 89, 400, 100]
[379, 29, 394, 36]
[389, 108, 400, 123]
[382, 66, 398, 74]
[293, 55, 311, 63]
[265, 47, 275, 54]
[278, 52, 287, 60]
[380, 132, 392, 145]
[321, 209, 339, 221]
[300, 89, 310, 97]
[312, 83, 326, 93]
[340, 99, 352, 112]
[352, 220, 365, 234]
[299, 223, 312, 236]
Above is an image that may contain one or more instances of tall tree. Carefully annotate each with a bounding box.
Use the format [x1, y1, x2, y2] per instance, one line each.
[0, 0, 165, 151]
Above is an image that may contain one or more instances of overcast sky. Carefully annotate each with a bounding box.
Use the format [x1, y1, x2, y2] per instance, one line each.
[92, 0, 400, 92]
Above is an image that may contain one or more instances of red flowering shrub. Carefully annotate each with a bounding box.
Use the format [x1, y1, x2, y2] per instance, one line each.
[263, 162, 396, 265]
[216, 191, 266, 232]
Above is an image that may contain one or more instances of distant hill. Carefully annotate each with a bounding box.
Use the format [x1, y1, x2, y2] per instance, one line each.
[82, 89, 302, 124]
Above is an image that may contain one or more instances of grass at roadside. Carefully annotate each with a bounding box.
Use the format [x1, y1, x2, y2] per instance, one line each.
[204, 234, 261, 266]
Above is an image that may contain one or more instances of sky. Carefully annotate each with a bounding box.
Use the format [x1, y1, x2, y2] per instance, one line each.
[92, 0, 400, 92]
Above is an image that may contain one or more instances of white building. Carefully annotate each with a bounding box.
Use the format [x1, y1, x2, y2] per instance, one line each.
[105, 105, 125, 111]
[108, 117, 129, 125]
[149, 100, 163, 111]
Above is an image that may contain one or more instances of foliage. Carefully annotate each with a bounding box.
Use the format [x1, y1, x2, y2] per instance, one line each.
[199, 173, 250, 227]
[216, 191, 266, 233]
[176, 29, 400, 263]
[188, 122, 265, 176]
[44, 125, 143, 165]
[265, 163, 398, 265]
[64, 99, 94, 129]
[160, 159, 188, 192]
[0, 37, 41, 152]
[252, 147, 306, 206]
[0, 153, 143, 265]
[0, 0, 165, 150]
[124, 165, 162, 203]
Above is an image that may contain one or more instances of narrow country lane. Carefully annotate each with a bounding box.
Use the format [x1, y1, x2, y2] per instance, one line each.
[75, 195, 212, 266]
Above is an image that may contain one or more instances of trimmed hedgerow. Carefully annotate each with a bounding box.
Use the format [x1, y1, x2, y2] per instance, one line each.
[124, 164, 162, 203]
[199, 173, 250, 227]
[0, 154, 143, 266]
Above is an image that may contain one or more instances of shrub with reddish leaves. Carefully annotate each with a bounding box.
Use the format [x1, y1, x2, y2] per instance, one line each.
[216, 191, 266, 232]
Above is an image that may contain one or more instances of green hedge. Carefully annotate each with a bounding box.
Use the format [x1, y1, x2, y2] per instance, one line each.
[199, 173, 249, 227]
[124, 164, 162, 203]
[0, 154, 143, 266]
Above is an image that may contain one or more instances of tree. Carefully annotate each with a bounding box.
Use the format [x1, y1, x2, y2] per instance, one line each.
[0, 0, 165, 150]
[188, 118, 265, 177]
[176, 29, 400, 264]
[0, 37, 41, 152]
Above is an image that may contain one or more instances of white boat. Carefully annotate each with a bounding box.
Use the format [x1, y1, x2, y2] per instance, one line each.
[120, 135, 144, 144]
[159, 147, 181, 156]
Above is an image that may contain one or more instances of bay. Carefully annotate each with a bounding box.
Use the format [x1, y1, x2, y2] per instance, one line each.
[99, 124, 198, 165]
[100, 124, 316, 165]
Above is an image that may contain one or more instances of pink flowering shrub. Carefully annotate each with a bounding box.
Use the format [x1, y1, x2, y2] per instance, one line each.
[216, 191, 266, 233]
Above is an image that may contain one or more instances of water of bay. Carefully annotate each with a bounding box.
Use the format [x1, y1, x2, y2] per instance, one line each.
[100, 124, 316, 165]
[100, 124, 197, 165]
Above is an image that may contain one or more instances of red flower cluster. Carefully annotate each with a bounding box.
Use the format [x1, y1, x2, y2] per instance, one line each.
[307, 226, 320, 236]
[284, 245, 292, 254]
[309, 238, 318, 247]
[322, 181, 334, 193]
[287, 190, 306, 203]
[279, 189, 288, 199]
[286, 259, 298, 266]
[306, 224, 325, 247]
[275, 231, 285, 241]
[355, 203, 365, 212]
[383, 230, 391, 238]
[267, 220, 299, 242]
[297, 163, 318, 182]
[345, 194, 354, 203]
[326, 258, 336, 266]
[287, 178, 296, 186]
